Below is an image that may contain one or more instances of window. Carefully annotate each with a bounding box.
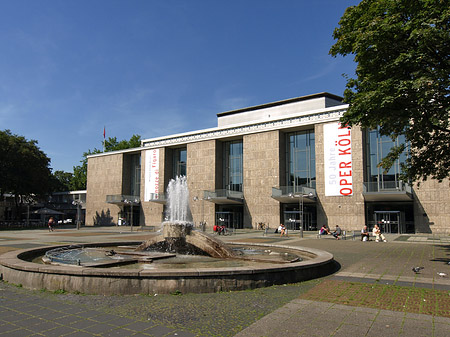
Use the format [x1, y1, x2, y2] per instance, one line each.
[366, 128, 408, 189]
[223, 141, 243, 192]
[130, 154, 141, 197]
[172, 148, 187, 178]
[287, 130, 315, 192]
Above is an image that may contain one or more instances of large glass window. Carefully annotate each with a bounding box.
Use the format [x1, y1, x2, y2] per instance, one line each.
[130, 154, 141, 197]
[172, 148, 187, 178]
[366, 129, 407, 190]
[223, 140, 243, 192]
[287, 130, 315, 192]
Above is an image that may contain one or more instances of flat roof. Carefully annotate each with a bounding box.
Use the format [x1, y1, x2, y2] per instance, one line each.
[217, 92, 343, 117]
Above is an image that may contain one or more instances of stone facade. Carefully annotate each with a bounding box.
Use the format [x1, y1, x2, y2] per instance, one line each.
[315, 123, 366, 230]
[243, 130, 281, 228]
[86, 153, 124, 226]
[85, 93, 450, 234]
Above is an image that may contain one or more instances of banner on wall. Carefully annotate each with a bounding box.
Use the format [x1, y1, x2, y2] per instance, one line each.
[144, 149, 160, 202]
[323, 122, 353, 196]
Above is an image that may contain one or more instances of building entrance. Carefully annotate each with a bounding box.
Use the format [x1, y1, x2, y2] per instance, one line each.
[374, 211, 405, 234]
[282, 205, 317, 231]
[215, 209, 243, 230]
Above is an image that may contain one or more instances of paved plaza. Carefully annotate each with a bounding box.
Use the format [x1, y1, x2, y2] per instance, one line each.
[1, 226, 450, 336]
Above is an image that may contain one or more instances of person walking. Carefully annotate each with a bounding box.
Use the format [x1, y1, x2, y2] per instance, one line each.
[48, 217, 55, 232]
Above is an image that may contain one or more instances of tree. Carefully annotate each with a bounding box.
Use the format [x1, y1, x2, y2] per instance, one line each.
[0, 130, 53, 219]
[330, 0, 450, 182]
[71, 134, 141, 190]
[52, 170, 74, 192]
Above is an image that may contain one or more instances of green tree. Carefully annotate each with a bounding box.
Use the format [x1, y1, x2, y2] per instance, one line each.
[330, 0, 450, 182]
[0, 130, 53, 219]
[71, 134, 141, 190]
[52, 170, 74, 192]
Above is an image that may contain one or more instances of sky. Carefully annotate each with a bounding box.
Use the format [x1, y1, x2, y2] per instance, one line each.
[0, 0, 360, 173]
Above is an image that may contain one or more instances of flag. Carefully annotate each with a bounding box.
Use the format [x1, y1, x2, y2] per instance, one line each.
[103, 126, 105, 139]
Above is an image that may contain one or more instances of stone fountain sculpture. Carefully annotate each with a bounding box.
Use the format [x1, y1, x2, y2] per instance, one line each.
[137, 176, 235, 258]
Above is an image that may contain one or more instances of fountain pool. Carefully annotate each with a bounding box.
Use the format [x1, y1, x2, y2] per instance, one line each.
[0, 176, 335, 294]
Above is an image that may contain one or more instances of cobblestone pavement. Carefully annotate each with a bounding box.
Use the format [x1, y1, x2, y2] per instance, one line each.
[0, 226, 450, 336]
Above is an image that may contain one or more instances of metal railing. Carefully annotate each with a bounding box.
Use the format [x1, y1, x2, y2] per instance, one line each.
[204, 189, 244, 200]
[363, 181, 412, 193]
[272, 185, 317, 198]
[106, 195, 140, 204]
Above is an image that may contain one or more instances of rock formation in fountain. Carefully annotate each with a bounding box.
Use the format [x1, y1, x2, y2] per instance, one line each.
[137, 176, 235, 258]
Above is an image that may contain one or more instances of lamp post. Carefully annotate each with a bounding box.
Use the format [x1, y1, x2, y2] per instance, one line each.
[124, 199, 137, 232]
[72, 200, 82, 230]
[289, 191, 314, 238]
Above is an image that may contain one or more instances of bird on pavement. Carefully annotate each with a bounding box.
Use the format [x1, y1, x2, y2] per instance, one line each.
[412, 266, 424, 274]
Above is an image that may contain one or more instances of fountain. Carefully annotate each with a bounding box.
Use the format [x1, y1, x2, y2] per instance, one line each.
[0, 176, 335, 295]
[137, 176, 236, 258]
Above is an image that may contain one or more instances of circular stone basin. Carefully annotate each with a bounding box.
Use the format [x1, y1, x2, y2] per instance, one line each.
[0, 241, 334, 295]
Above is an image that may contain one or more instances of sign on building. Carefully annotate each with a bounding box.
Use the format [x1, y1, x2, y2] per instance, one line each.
[323, 121, 353, 196]
[144, 149, 160, 201]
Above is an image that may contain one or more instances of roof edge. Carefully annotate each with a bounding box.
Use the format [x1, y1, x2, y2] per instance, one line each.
[217, 92, 343, 117]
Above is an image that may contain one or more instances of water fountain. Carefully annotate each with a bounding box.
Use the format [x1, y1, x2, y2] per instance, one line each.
[0, 176, 335, 295]
[137, 176, 236, 258]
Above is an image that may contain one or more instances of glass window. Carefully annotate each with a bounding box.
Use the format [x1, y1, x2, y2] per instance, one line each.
[130, 154, 141, 197]
[223, 140, 243, 192]
[172, 148, 187, 178]
[287, 130, 315, 192]
[366, 128, 408, 189]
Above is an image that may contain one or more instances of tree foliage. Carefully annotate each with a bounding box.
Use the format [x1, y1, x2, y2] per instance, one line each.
[0, 130, 53, 218]
[71, 134, 141, 190]
[330, 0, 450, 182]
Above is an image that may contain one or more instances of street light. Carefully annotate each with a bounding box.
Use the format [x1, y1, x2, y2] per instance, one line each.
[124, 199, 139, 232]
[72, 200, 83, 230]
[289, 191, 314, 238]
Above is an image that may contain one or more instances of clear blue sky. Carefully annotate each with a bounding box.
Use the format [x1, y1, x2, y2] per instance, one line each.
[1, 0, 359, 173]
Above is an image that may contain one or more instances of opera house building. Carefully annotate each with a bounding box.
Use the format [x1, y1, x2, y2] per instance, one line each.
[86, 93, 449, 234]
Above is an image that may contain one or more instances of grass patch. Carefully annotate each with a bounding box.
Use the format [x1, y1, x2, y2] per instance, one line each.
[300, 279, 450, 317]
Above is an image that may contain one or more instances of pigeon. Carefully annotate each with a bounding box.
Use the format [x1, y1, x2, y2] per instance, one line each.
[437, 272, 447, 277]
[447, 261, 450, 265]
[412, 266, 424, 274]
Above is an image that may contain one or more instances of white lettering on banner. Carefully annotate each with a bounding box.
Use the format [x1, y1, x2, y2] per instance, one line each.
[323, 122, 353, 196]
[144, 149, 160, 201]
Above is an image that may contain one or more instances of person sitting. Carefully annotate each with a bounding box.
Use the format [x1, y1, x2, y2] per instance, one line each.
[332, 225, 342, 240]
[279, 223, 287, 237]
[319, 225, 330, 236]
[361, 225, 370, 241]
[372, 224, 387, 242]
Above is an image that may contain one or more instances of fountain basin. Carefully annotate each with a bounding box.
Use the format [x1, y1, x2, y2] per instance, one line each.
[0, 241, 334, 295]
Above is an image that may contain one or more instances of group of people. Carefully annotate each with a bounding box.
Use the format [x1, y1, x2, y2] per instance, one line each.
[361, 224, 387, 242]
[319, 224, 387, 242]
[319, 225, 342, 239]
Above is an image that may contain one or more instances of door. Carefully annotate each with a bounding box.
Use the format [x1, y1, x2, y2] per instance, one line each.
[374, 211, 401, 234]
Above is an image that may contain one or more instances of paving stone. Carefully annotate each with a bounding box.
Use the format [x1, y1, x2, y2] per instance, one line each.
[122, 320, 154, 332]
[143, 325, 176, 336]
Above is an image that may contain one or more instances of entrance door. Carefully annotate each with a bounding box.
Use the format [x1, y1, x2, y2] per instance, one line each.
[216, 211, 243, 230]
[374, 211, 403, 234]
[283, 210, 314, 231]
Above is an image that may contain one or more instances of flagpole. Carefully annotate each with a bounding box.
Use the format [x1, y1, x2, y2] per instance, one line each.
[103, 126, 106, 152]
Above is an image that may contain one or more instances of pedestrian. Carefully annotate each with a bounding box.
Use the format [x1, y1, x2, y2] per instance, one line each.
[48, 217, 55, 232]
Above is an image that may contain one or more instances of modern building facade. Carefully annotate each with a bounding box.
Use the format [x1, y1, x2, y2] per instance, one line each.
[86, 93, 450, 234]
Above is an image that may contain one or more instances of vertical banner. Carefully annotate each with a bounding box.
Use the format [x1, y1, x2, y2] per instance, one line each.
[144, 149, 160, 201]
[323, 122, 353, 196]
